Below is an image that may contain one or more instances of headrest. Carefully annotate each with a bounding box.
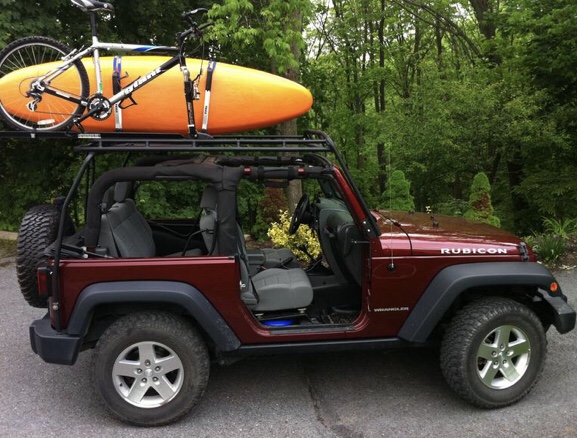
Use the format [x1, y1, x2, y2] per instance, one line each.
[114, 182, 133, 203]
[100, 186, 116, 212]
[200, 186, 217, 210]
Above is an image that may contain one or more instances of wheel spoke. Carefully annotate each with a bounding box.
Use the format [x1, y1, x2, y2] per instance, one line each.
[156, 354, 182, 373]
[508, 338, 530, 358]
[500, 361, 521, 382]
[479, 360, 499, 386]
[477, 343, 496, 361]
[155, 377, 179, 401]
[493, 326, 512, 349]
[138, 343, 156, 363]
[126, 379, 150, 404]
[113, 359, 140, 377]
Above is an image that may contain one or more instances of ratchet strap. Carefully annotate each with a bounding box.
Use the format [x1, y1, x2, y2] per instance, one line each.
[201, 61, 216, 133]
[112, 56, 123, 131]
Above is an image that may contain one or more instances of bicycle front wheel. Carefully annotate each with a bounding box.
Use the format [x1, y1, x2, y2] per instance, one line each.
[0, 36, 89, 131]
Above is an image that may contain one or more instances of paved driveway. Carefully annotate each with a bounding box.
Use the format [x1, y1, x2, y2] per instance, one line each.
[1, 263, 576, 437]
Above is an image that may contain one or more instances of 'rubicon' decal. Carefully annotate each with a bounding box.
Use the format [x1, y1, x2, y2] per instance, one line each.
[441, 248, 508, 255]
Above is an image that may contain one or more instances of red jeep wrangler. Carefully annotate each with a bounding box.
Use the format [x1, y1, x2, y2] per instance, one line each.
[16, 131, 575, 426]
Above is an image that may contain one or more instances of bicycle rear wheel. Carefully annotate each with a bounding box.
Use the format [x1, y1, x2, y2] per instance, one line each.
[0, 36, 89, 131]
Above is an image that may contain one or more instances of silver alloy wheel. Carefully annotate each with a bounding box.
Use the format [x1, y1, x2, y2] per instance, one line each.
[476, 324, 531, 389]
[112, 341, 184, 408]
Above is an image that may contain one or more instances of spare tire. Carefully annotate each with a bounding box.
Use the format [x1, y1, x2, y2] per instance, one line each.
[16, 205, 75, 308]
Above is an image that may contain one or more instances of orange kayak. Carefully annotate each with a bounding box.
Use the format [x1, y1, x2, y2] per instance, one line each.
[0, 56, 313, 134]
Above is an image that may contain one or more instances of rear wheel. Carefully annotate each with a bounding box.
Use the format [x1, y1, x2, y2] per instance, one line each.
[0, 36, 89, 131]
[92, 312, 210, 426]
[440, 298, 546, 408]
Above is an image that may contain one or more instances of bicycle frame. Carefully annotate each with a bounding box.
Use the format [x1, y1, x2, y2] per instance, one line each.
[31, 12, 201, 136]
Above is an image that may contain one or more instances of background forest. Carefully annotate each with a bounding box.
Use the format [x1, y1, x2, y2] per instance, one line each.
[0, 0, 576, 244]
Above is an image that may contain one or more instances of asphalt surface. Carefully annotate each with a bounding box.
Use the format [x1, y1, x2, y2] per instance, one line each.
[1, 261, 576, 438]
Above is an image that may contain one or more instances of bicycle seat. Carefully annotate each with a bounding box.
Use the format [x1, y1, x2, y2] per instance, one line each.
[71, 0, 115, 12]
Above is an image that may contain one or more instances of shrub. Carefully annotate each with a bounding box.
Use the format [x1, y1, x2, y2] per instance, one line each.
[251, 187, 287, 241]
[380, 170, 415, 211]
[464, 172, 501, 227]
[267, 210, 321, 261]
[526, 233, 567, 264]
[542, 217, 577, 239]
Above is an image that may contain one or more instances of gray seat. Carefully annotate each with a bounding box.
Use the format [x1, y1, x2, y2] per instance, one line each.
[193, 187, 312, 311]
[242, 267, 313, 312]
[200, 186, 297, 267]
[99, 183, 156, 258]
[236, 227, 313, 312]
[98, 182, 203, 258]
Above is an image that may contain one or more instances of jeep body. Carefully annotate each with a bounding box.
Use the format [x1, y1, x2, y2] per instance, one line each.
[19, 131, 575, 426]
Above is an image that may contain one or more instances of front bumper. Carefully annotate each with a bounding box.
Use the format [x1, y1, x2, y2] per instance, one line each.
[541, 293, 576, 334]
[30, 315, 82, 365]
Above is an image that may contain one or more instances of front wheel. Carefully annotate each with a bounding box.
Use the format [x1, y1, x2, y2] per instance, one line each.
[0, 36, 89, 131]
[92, 311, 210, 426]
[440, 298, 546, 408]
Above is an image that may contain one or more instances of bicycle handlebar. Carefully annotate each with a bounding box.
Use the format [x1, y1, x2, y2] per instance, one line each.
[183, 8, 209, 18]
[177, 8, 213, 44]
[71, 0, 114, 13]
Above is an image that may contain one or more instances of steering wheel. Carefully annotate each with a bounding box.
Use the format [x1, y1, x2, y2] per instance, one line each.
[289, 194, 310, 235]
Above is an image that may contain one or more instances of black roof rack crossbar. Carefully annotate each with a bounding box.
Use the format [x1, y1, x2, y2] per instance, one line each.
[0, 130, 336, 153]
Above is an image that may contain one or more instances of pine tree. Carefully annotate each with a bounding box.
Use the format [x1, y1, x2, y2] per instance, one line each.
[380, 170, 415, 211]
[464, 172, 500, 227]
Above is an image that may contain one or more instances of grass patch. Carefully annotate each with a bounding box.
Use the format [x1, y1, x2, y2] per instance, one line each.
[0, 239, 17, 258]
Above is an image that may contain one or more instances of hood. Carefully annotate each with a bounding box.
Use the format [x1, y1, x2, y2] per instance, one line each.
[374, 210, 531, 259]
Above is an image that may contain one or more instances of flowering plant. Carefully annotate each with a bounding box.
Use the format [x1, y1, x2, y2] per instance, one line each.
[267, 210, 321, 261]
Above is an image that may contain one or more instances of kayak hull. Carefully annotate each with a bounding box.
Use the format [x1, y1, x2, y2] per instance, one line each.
[0, 56, 313, 135]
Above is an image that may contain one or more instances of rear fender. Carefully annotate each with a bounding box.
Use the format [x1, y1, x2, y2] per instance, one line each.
[67, 280, 241, 352]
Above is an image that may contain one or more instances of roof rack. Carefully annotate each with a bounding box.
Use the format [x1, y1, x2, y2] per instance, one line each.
[0, 130, 337, 153]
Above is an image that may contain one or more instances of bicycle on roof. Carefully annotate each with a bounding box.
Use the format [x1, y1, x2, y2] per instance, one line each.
[0, 0, 211, 137]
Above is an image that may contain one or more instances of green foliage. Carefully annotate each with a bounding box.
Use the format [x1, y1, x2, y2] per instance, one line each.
[464, 173, 500, 227]
[209, 0, 312, 73]
[0, 139, 81, 231]
[267, 210, 321, 261]
[525, 234, 567, 265]
[542, 217, 577, 240]
[2, 0, 577, 238]
[136, 181, 201, 220]
[435, 198, 469, 217]
[251, 187, 288, 241]
[380, 170, 415, 211]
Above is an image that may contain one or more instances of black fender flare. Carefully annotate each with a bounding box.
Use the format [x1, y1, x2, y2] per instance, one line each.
[67, 280, 241, 352]
[398, 262, 575, 343]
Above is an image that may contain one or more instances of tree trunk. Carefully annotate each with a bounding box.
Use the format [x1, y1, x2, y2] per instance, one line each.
[282, 7, 303, 213]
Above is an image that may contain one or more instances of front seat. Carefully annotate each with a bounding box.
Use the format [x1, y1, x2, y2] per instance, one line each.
[240, 261, 313, 312]
[201, 185, 297, 268]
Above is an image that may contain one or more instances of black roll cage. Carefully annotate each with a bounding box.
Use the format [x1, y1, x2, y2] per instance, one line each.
[0, 129, 379, 331]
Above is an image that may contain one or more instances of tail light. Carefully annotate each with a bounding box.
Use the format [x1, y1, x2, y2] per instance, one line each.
[37, 266, 52, 298]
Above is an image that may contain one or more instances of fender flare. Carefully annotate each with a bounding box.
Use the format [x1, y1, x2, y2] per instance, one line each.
[397, 262, 571, 343]
[67, 280, 241, 352]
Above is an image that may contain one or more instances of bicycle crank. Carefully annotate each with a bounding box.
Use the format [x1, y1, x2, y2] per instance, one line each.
[87, 95, 112, 120]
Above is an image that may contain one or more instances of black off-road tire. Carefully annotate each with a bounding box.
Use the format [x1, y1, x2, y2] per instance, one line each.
[440, 297, 546, 408]
[92, 311, 210, 427]
[16, 204, 75, 308]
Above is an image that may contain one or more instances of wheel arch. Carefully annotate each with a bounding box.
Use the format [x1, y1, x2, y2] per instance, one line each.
[68, 280, 241, 353]
[398, 262, 574, 343]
